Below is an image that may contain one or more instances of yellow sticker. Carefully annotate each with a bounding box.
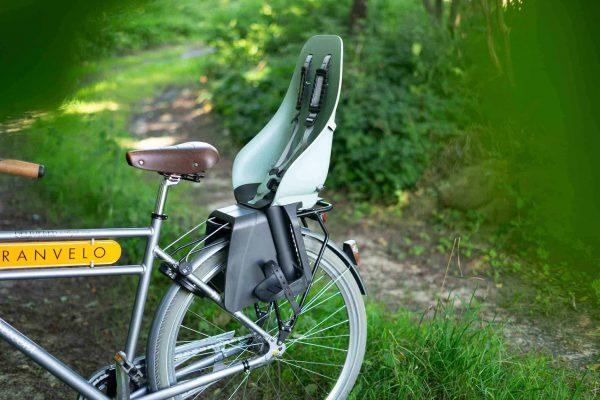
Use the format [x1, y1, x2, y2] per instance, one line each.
[0, 240, 121, 269]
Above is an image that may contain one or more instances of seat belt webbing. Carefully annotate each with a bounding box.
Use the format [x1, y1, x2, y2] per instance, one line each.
[274, 54, 333, 175]
[296, 55, 313, 110]
[305, 54, 332, 126]
[270, 55, 313, 176]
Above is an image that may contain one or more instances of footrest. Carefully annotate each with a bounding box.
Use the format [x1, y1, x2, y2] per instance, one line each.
[254, 261, 308, 304]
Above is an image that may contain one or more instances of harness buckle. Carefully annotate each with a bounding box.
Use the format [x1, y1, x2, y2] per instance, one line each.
[267, 178, 280, 191]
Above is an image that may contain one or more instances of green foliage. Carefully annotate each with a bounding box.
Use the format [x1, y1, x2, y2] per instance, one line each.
[0, 45, 211, 259]
[79, 0, 211, 58]
[203, 0, 466, 202]
[353, 302, 596, 399]
[2, 113, 153, 228]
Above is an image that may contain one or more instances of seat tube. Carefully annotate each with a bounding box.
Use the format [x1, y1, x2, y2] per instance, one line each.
[124, 176, 177, 359]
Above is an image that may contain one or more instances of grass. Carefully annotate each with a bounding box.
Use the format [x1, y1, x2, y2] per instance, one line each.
[354, 301, 597, 399]
[1, 43, 597, 400]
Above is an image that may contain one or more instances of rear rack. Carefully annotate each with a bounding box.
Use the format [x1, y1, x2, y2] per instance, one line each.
[163, 200, 331, 263]
[297, 200, 332, 219]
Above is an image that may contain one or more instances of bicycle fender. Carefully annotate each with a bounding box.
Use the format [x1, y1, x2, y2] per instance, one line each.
[301, 229, 367, 296]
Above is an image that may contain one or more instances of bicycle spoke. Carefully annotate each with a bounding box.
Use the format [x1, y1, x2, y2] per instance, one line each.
[283, 358, 344, 368]
[278, 358, 337, 382]
[242, 371, 250, 400]
[294, 334, 349, 341]
[287, 319, 349, 350]
[226, 373, 249, 400]
[187, 308, 226, 333]
[303, 269, 349, 310]
[264, 364, 280, 399]
[298, 304, 346, 338]
[289, 340, 348, 352]
[300, 291, 341, 315]
[158, 246, 362, 400]
[180, 324, 209, 337]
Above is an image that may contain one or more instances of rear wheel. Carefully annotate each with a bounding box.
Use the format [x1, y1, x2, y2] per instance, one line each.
[146, 235, 366, 399]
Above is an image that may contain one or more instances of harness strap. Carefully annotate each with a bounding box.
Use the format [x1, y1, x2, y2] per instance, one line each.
[271, 55, 333, 177]
[305, 54, 332, 126]
[269, 54, 313, 176]
[296, 54, 313, 110]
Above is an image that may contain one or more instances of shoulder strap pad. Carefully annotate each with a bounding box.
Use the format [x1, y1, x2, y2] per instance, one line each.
[295, 54, 313, 110]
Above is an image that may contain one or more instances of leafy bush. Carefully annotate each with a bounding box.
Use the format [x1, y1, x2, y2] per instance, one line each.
[203, 0, 467, 202]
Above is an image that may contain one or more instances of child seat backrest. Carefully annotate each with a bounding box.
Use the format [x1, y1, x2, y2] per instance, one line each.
[232, 35, 343, 209]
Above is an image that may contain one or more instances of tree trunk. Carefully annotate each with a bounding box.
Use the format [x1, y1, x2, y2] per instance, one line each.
[349, 0, 368, 33]
[435, 0, 443, 22]
[423, 0, 444, 25]
[495, 0, 514, 84]
[448, 0, 461, 35]
[480, 0, 503, 74]
[423, 0, 435, 16]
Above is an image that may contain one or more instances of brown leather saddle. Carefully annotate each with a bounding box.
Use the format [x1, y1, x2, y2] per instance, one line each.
[126, 142, 219, 177]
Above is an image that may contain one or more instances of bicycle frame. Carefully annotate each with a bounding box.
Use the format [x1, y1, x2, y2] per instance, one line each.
[0, 176, 276, 400]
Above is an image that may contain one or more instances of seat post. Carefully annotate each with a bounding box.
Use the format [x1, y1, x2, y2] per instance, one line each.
[153, 174, 180, 218]
[123, 174, 180, 360]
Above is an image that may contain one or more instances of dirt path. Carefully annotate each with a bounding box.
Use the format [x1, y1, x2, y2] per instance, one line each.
[0, 77, 597, 399]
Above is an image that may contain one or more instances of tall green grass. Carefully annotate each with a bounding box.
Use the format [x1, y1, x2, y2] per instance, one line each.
[353, 302, 596, 399]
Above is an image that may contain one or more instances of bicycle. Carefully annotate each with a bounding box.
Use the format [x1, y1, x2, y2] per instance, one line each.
[0, 35, 367, 399]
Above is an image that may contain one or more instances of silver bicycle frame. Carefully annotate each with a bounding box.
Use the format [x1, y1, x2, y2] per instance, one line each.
[0, 176, 276, 400]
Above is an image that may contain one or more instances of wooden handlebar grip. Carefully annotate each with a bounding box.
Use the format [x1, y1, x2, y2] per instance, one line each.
[0, 159, 45, 179]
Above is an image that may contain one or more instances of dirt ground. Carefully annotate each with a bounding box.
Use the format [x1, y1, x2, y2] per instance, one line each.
[0, 84, 597, 399]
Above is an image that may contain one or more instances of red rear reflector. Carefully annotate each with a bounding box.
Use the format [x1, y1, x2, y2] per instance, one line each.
[322, 212, 328, 223]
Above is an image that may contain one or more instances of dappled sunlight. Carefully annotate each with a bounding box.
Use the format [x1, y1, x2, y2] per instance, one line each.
[62, 100, 120, 115]
[0, 112, 47, 134]
[117, 135, 185, 150]
[183, 103, 212, 122]
[244, 60, 270, 83]
[76, 81, 119, 98]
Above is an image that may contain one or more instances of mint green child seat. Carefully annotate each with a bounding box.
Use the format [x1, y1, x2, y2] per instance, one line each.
[232, 35, 343, 209]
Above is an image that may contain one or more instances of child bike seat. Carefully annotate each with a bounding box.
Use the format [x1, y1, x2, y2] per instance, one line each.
[232, 35, 343, 209]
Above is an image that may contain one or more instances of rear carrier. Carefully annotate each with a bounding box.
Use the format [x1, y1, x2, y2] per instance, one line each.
[200, 203, 312, 313]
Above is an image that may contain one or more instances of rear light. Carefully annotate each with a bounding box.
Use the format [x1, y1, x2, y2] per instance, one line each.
[321, 212, 328, 223]
[343, 240, 360, 266]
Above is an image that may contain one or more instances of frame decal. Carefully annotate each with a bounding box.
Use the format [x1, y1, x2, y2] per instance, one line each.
[0, 240, 121, 269]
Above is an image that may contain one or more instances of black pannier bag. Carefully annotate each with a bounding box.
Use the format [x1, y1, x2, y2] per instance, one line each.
[205, 203, 311, 313]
